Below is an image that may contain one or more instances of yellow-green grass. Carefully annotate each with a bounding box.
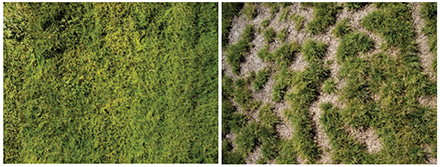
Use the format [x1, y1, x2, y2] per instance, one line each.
[4, 2, 218, 163]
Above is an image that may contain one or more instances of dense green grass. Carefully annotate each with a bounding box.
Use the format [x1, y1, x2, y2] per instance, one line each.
[4, 2, 218, 163]
[362, 3, 415, 50]
[332, 18, 351, 38]
[272, 42, 301, 69]
[322, 79, 336, 94]
[304, 2, 341, 34]
[276, 139, 298, 164]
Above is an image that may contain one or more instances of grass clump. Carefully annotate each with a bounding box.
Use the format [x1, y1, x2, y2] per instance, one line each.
[264, 27, 276, 44]
[253, 67, 271, 91]
[225, 24, 255, 75]
[242, 25, 254, 43]
[306, 2, 341, 34]
[277, 28, 288, 42]
[290, 14, 304, 31]
[279, 8, 290, 22]
[264, 2, 279, 16]
[336, 32, 374, 61]
[233, 79, 252, 107]
[261, 19, 270, 28]
[4, 2, 218, 163]
[258, 104, 280, 128]
[235, 122, 260, 156]
[243, 3, 256, 20]
[257, 45, 272, 61]
[222, 3, 244, 47]
[302, 40, 328, 63]
[222, 75, 235, 99]
[258, 42, 300, 67]
[222, 140, 245, 164]
[272, 68, 292, 102]
[276, 139, 298, 164]
[233, 78, 261, 111]
[272, 42, 301, 69]
[226, 41, 249, 75]
[222, 99, 247, 135]
[322, 79, 336, 94]
[259, 127, 280, 161]
[346, 2, 368, 11]
[332, 18, 352, 38]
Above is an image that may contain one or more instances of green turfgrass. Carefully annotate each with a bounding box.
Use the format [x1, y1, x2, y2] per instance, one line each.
[332, 18, 351, 38]
[304, 2, 341, 34]
[4, 2, 218, 163]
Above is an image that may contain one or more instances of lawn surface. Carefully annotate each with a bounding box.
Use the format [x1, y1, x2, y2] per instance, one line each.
[4, 2, 218, 163]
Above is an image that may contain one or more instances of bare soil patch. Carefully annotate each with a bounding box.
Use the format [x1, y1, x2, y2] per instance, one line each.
[410, 2, 436, 81]
[245, 146, 262, 164]
[422, 144, 437, 164]
[345, 126, 383, 154]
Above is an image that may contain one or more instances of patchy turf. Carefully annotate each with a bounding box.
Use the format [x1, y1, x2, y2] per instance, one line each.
[222, 2, 436, 164]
